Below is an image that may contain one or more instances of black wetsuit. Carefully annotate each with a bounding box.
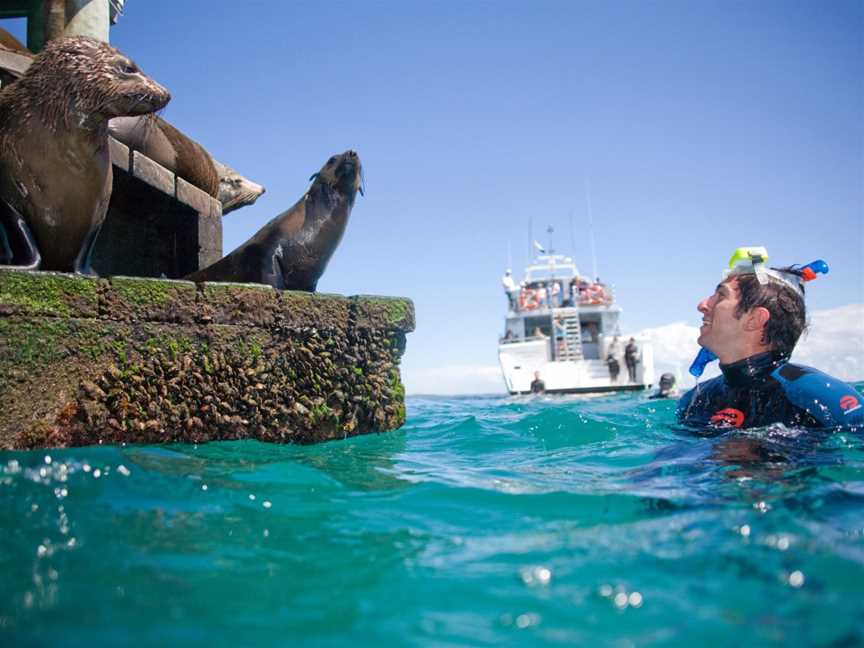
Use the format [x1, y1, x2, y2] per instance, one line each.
[530, 379, 545, 394]
[677, 352, 864, 430]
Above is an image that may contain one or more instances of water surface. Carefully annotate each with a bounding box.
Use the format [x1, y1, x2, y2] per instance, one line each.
[2, 389, 863, 646]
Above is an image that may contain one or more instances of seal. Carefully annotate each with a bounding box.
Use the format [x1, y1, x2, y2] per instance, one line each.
[0, 36, 170, 272]
[108, 114, 219, 197]
[108, 115, 265, 214]
[187, 150, 362, 291]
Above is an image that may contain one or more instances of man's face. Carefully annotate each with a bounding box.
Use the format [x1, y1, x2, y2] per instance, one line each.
[697, 277, 745, 356]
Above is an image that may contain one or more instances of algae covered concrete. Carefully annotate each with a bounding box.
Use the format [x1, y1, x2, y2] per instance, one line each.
[0, 269, 414, 449]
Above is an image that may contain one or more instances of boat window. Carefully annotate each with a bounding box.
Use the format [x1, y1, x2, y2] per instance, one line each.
[525, 317, 551, 339]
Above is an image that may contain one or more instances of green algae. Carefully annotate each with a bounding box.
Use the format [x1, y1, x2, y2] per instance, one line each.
[110, 276, 194, 307]
[0, 271, 98, 317]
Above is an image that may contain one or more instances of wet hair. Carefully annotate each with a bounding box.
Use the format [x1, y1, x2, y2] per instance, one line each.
[732, 268, 807, 357]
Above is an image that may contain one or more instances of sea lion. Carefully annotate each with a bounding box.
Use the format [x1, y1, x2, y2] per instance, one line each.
[109, 115, 266, 214]
[109, 114, 219, 197]
[187, 150, 362, 291]
[0, 36, 170, 272]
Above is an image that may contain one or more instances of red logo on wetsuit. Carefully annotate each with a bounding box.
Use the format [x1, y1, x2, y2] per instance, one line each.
[840, 395, 862, 415]
[710, 408, 745, 428]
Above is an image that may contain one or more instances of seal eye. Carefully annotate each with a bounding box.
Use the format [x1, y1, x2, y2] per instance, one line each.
[121, 62, 137, 75]
[327, 157, 336, 165]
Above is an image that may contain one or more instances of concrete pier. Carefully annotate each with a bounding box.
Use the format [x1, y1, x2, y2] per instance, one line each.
[0, 270, 414, 448]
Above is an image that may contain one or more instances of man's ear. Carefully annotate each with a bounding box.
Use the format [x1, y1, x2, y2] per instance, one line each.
[743, 306, 771, 332]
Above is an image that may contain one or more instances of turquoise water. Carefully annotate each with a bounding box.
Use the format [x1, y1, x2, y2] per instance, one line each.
[2, 389, 863, 647]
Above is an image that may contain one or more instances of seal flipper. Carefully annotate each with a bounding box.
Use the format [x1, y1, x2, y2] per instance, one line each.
[0, 197, 41, 270]
[74, 221, 103, 276]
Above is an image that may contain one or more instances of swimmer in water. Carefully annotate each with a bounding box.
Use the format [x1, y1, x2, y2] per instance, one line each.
[677, 247, 863, 430]
[530, 371, 546, 395]
[650, 373, 678, 399]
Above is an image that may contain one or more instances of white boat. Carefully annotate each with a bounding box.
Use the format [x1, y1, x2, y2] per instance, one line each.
[498, 254, 654, 395]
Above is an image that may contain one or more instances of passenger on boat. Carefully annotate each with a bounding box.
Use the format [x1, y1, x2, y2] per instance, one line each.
[536, 283, 548, 308]
[624, 337, 640, 382]
[530, 371, 546, 394]
[678, 247, 863, 430]
[606, 352, 620, 383]
[550, 281, 561, 307]
[553, 317, 567, 357]
[502, 269, 517, 310]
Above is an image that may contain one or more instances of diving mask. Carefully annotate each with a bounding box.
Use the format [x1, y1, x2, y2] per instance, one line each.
[722, 246, 829, 297]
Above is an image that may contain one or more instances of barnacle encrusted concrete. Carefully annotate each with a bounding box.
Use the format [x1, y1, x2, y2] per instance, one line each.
[0, 269, 414, 449]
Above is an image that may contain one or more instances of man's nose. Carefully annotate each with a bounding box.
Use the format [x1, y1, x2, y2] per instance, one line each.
[697, 296, 711, 313]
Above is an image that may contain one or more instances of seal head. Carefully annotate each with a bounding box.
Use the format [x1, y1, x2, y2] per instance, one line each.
[0, 36, 170, 272]
[216, 160, 266, 215]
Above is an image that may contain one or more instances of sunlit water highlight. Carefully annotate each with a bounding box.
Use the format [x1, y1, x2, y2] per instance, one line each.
[2, 388, 863, 646]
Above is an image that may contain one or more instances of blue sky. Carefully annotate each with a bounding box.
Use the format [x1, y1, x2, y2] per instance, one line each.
[4, 1, 862, 392]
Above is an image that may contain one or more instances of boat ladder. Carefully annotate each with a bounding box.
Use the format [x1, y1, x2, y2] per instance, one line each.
[558, 314, 583, 361]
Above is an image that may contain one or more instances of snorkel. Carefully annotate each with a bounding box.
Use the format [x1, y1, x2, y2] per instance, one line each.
[688, 247, 829, 378]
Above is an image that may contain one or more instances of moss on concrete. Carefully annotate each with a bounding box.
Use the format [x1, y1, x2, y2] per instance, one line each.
[110, 276, 195, 307]
[0, 271, 99, 317]
[0, 269, 414, 449]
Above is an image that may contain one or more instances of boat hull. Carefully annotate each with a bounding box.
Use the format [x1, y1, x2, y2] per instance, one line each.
[509, 383, 649, 396]
[498, 337, 655, 395]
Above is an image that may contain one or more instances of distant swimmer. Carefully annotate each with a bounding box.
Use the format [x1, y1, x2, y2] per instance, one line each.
[678, 247, 863, 430]
[649, 373, 678, 399]
[530, 371, 546, 395]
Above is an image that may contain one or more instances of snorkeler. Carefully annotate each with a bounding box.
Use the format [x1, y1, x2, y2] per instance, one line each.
[530, 371, 546, 394]
[677, 247, 863, 430]
[649, 373, 678, 399]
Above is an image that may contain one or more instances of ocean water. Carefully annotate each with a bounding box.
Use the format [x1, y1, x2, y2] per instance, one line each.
[2, 389, 863, 647]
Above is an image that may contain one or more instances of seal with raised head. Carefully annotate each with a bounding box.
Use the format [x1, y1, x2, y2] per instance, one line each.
[187, 150, 362, 291]
[109, 115, 266, 214]
[0, 36, 170, 272]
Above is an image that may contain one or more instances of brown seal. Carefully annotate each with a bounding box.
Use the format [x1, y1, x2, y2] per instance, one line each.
[0, 36, 170, 272]
[108, 114, 218, 197]
[187, 151, 362, 291]
[109, 115, 265, 214]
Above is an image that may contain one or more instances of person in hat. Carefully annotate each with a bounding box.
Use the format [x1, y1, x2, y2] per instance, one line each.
[677, 247, 862, 430]
[502, 269, 517, 310]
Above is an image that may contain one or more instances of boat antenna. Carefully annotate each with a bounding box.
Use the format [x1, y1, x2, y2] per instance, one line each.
[546, 225, 554, 255]
[568, 209, 576, 259]
[585, 178, 598, 280]
[506, 240, 512, 271]
[528, 215, 533, 261]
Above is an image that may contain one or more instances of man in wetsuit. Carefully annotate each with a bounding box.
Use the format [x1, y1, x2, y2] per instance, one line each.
[530, 371, 546, 394]
[677, 247, 863, 430]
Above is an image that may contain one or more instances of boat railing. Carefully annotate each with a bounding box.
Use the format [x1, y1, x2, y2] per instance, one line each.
[505, 280, 613, 315]
[499, 333, 548, 345]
